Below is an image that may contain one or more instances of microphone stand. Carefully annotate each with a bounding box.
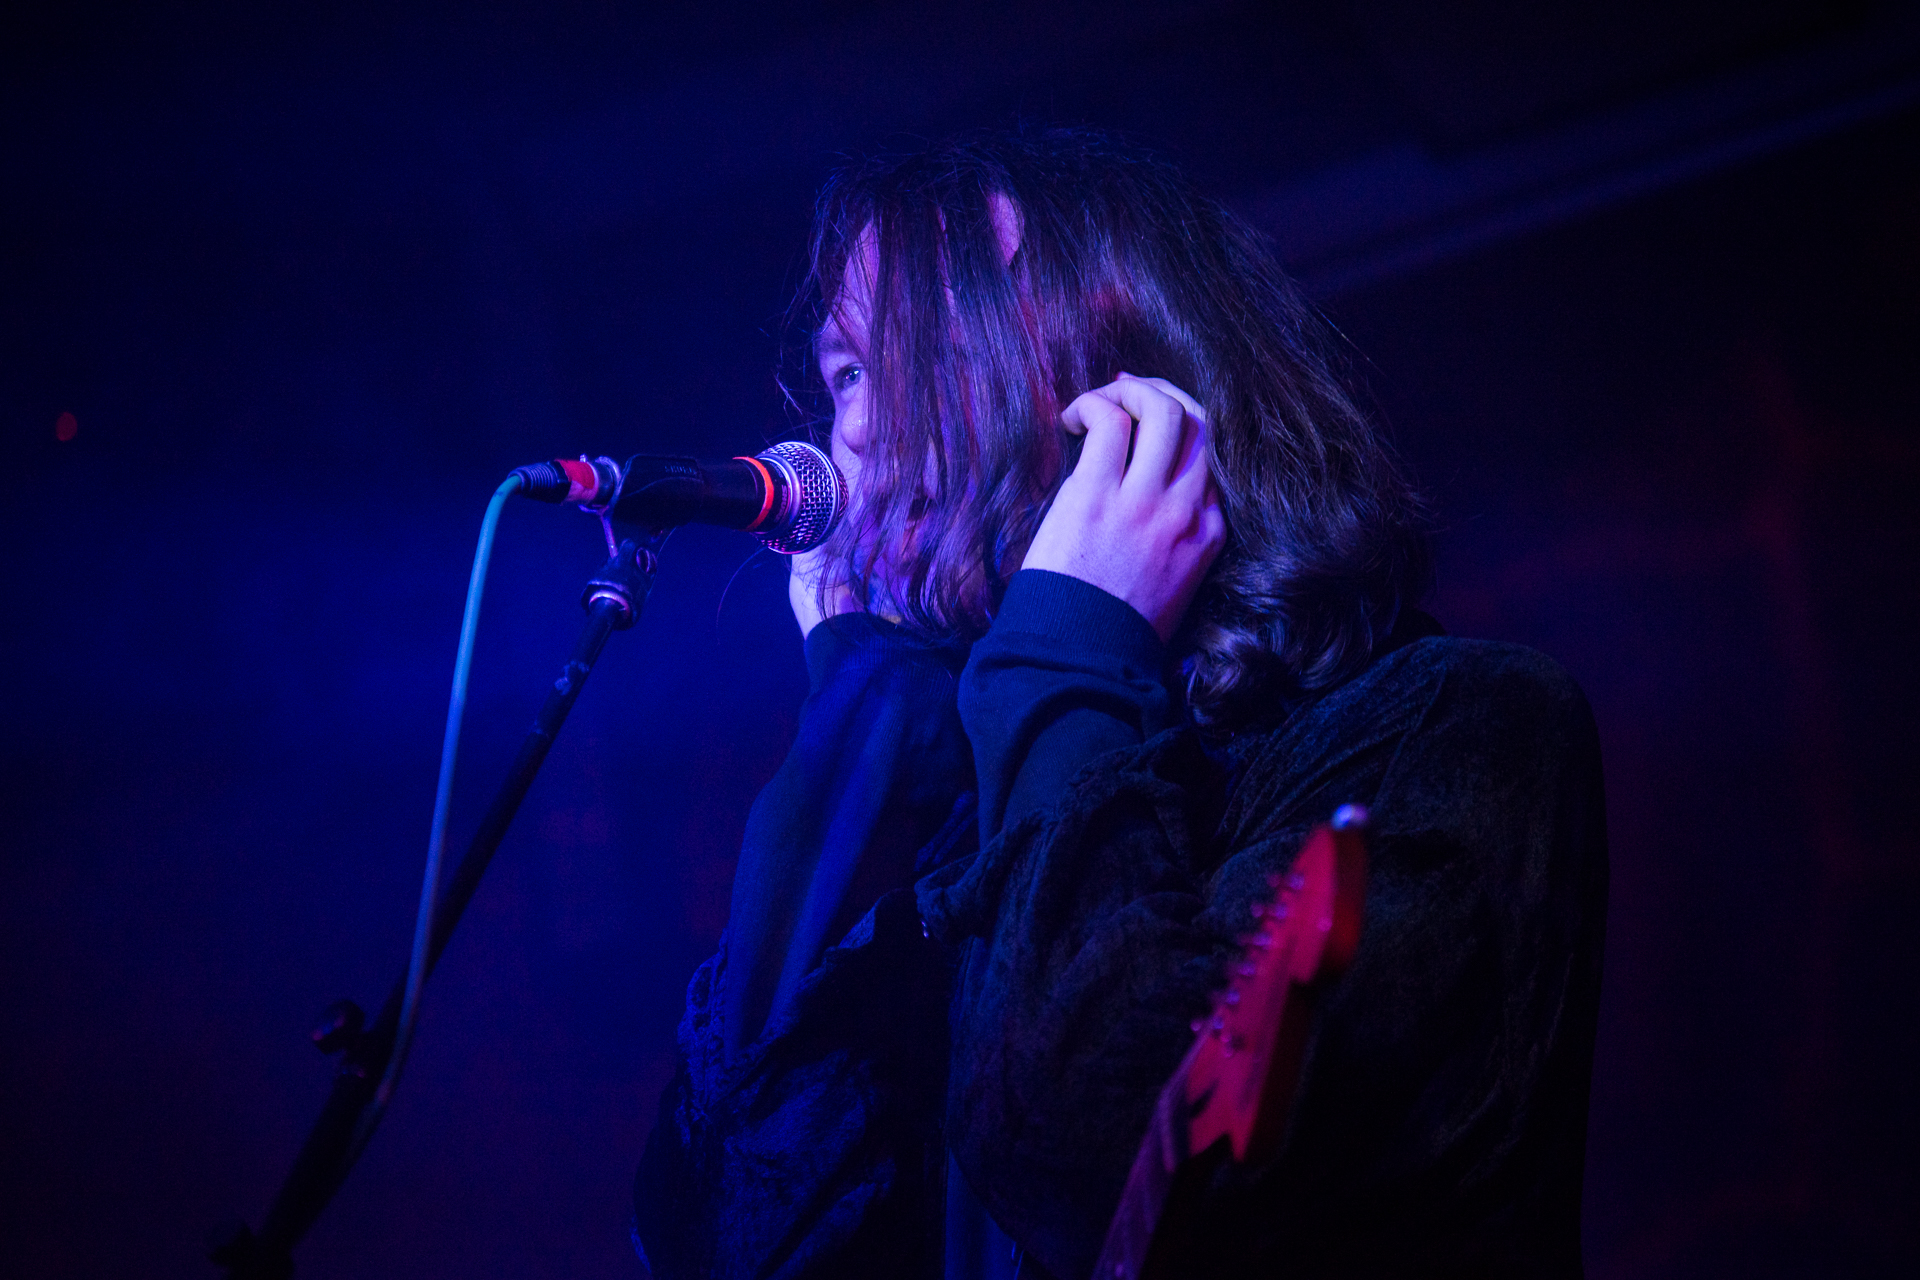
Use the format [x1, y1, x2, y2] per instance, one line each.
[209, 532, 662, 1279]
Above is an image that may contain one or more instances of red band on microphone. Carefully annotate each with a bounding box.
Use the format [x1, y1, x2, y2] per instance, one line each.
[560, 458, 601, 503]
[735, 455, 778, 530]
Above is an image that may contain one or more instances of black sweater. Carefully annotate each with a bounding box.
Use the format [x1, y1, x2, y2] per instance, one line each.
[635, 570, 1607, 1280]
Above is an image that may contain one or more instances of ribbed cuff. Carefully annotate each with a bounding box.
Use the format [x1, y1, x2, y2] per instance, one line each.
[994, 569, 1166, 672]
[802, 612, 881, 692]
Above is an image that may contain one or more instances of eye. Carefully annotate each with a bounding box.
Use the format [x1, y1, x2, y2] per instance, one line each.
[833, 363, 864, 393]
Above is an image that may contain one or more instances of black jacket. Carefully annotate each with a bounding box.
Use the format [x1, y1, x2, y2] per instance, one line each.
[635, 572, 1607, 1280]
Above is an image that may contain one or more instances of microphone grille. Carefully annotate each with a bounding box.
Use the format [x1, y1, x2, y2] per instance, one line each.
[756, 441, 848, 554]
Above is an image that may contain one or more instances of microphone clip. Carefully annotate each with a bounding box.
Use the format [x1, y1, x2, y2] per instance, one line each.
[580, 531, 662, 629]
[572, 455, 628, 560]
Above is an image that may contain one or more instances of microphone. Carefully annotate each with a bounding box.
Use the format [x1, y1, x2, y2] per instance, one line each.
[510, 441, 847, 554]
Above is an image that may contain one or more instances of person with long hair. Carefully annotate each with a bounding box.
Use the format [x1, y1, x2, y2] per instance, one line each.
[635, 129, 1606, 1279]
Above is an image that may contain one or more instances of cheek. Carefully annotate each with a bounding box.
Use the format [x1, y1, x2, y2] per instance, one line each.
[831, 391, 870, 485]
[830, 432, 863, 491]
[833, 389, 869, 449]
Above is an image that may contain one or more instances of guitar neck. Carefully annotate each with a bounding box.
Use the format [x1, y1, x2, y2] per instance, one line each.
[1095, 1052, 1201, 1280]
[1091, 815, 1369, 1280]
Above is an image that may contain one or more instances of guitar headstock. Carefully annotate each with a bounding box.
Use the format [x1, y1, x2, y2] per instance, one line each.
[1182, 805, 1369, 1164]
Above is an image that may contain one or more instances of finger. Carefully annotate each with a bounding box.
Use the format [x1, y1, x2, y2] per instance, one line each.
[1097, 380, 1187, 492]
[1167, 410, 1212, 504]
[1098, 376, 1198, 491]
[1196, 487, 1228, 561]
[1061, 390, 1135, 483]
[1074, 379, 1183, 489]
[1172, 478, 1226, 569]
[1115, 372, 1208, 425]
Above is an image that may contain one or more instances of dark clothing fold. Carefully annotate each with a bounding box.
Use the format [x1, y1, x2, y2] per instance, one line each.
[920, 630, 1608, 1279]
[636, 572, 1607, 1280]
[634, 886, 959, 1279]
[637, 613, 977, 1279]
[719, 612, 975, 1061]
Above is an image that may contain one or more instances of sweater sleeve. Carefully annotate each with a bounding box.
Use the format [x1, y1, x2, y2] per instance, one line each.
[960, 569, 1176, 844]
[635, 615, 978, 1280]
[720, 611, 975, 1061]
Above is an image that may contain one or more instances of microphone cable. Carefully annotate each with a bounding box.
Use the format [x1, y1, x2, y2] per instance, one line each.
[347, 470, 524, 1164]
[338, 441, 841, 1165]
[216, 446, 847, 1274]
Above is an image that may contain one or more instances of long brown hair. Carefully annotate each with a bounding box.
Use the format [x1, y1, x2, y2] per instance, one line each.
[793, 128, 1430, 732]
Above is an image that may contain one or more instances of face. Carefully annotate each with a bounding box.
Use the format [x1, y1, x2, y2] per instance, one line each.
[816, 227, 878, 496]
[815, 199, 1020, 499]
[816, 310, 870, 493]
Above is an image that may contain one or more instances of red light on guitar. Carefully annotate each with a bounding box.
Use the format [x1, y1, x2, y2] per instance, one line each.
[1184, 818, 1368, 1164]
[1095, 809, 1371, 1280]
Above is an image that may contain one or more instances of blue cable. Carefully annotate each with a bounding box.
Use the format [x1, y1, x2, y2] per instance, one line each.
[350, 471, 523, 1160]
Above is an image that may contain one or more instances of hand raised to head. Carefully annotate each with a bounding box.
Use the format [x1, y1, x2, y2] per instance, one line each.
[1023, 374, 1227, 644]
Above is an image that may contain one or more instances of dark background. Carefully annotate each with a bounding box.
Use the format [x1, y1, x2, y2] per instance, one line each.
[3, 2, 1917, 1276]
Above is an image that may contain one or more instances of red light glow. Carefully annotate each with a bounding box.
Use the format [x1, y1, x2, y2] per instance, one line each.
[55, 411, 78, 442]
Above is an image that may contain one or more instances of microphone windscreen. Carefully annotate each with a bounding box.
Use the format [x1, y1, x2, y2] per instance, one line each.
[756, 441, 847, 554]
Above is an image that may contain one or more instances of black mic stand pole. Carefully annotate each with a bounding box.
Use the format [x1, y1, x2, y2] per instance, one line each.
[209, 533, 661, 1280]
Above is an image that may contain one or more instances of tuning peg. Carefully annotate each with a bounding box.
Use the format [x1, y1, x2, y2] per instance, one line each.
[1331, 803, 1371, 830]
